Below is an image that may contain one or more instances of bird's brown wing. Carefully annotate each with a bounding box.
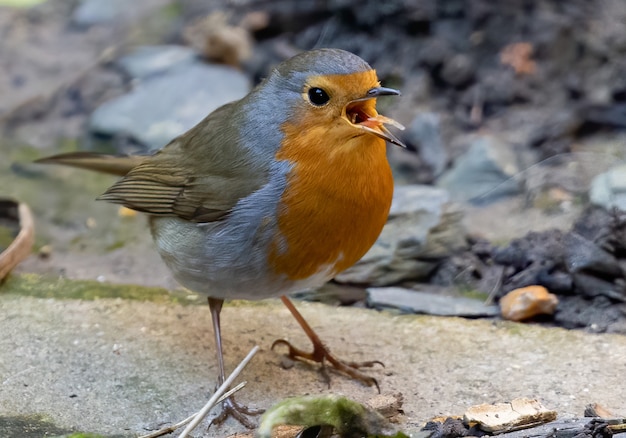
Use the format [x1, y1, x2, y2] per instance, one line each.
[38, 103, 269, 223]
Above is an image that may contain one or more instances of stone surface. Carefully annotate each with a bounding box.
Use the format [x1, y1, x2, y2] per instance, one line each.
[403, 112, 448, 178]
[72, 0, 172, 27]
[89, 62, 250, 151]
[367, 287, 500, 317]
[589, 164, 626, 212]
[117, 45, 199, 80]
[72, 0, 126, 26]
[436, 134, 522, 204]
[2, 276, 626, 437]
[500, 286, 559, 322]
[335, 185, 466, 286]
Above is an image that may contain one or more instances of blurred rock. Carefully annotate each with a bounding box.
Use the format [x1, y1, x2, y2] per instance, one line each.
[499, 285, 559, 321]
[436, 134, 522, 204]
[418, 38, 452, 69]
[441, 53, 475, 88]
[72, 0, 126, 26]
[89, 62, 250, 151]
[403, 112, 447, 178]
[117, 46, 198, 80]
[555, 295, 626, 333]
[183, 11, 253, 67]
[335, 185, 467, 286]
[367, 286, 499, 317]
[564, 232, 623, 281]
[589, 164, 626, 212]
[294, 282, 367, 306]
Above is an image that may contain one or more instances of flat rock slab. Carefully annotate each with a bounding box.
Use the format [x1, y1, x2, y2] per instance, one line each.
[1, 276, 625, 437]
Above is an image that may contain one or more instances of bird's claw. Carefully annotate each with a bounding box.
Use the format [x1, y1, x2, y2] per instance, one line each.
[209, 396, 264, 430]
[271, 338, 383, 392]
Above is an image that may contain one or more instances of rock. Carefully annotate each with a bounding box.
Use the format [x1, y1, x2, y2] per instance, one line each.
[441, 53, 475, 88]
[403, 113, 447, 178]
[72, 0, 172, 27]
[436, 134, 522, 204]
[72, 0, 127, 26]
[418, 38, 452, 69]
[89, 62, 250, 151]
[117, 46, 199, 80]
[499, 285, 559, 321]
[367, 286, 500, 317]
[589, 164, 626, 212]
[571, 273, 625, 302]
[463, 398, 557, 433]
[564, 232, 623, 279]
[183, 12, 253, 67]
[555, 295, 626, 333]
[334, 185, 467, 286]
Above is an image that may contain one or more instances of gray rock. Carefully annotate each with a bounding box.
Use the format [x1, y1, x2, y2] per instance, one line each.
[436, 134, 522, 204]
[441, 53, 475, 87]
[72, 0, 126, 26]
[589, 164, 626, 211]
[403, 113, 447, 177]
[89, 63, 250, 151]
[117, 46, 199, 80]
[334, 185, 467, 286]
[367, 287, 500, 317]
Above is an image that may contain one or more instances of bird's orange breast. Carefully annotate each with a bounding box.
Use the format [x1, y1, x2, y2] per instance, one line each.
[268, 118, 393, 281]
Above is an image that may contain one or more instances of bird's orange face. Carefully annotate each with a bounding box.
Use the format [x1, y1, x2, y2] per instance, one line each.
[297, 70, 405, 149]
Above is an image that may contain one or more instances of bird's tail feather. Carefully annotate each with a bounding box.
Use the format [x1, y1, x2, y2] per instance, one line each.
[35, 152, 144, 176]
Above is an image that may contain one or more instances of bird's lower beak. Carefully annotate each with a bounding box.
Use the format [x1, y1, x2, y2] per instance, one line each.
[344, 87, 406, 148]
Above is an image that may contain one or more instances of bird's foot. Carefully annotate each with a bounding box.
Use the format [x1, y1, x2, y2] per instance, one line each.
[209, 396, 264, 430]
[272, 338, 383, 392]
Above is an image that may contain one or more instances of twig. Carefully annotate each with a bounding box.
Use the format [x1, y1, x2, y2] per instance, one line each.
[138, 345, 259, 438]
[138, 382, 247, 438]
[178, 345, 260, 438]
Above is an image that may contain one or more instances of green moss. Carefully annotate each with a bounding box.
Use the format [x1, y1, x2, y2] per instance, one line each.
[1, 273, 201, 305]
[0, 414, 114, 438]
[0, 224, 17, 252]
[60, 434, 111, 438]
[258, 395, 409, 438]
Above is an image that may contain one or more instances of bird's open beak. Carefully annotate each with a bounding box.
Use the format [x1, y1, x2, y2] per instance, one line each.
[344, 87, 406, 148]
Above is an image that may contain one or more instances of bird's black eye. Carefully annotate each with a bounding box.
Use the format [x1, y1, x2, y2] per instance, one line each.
[308, 87, 330, 106]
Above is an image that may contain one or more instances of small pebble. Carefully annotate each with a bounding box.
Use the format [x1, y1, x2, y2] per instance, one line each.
[500, 285, 558, 321]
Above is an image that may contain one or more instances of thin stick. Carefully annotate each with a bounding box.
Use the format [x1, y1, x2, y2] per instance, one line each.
[178, 345, 260, 438]
[138, 382, 247, 438]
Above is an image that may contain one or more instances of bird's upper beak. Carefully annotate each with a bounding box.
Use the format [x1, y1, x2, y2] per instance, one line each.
[343, 87, 406, 148]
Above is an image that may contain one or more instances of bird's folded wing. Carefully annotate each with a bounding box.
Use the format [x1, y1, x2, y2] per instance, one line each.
[98, 104, 268, 223]
[97, 161, 259, 222]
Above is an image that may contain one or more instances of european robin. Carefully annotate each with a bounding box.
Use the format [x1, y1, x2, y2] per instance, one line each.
[36, 48, 405, 427]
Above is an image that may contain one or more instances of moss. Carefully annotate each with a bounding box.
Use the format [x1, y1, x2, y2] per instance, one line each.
[0, 224, 17, 252]
[0, 414, 117, 438]
[1, 273, 201, 305]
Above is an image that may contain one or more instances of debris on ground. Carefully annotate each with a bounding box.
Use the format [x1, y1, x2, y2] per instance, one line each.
[463, 398, 557, 433]
[0, 198, 34, 281]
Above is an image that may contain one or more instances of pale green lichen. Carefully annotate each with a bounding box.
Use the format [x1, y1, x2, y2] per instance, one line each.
[257, 394, 409, 438]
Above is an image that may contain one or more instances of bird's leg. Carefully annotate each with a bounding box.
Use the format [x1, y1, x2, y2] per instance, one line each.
[207, 298, 263, 429]
[272, 295, 383, 392]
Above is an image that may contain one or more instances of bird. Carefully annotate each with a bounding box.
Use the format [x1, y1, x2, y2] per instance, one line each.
[36, 48, 405, 428]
